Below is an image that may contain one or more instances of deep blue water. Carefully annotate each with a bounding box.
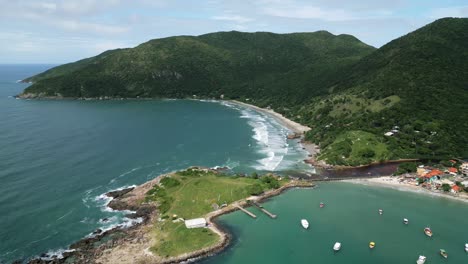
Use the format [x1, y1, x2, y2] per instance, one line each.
[0, 65, 310, 262]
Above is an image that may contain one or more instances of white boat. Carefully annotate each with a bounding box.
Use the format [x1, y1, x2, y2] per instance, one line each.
[333, 242, 341, 251]
[403, 218, 409, 224]
[301, 219, 309, 229]
[378, 209, 383, 215]
[465, 243, 468, 252]
[416, 255, 426, 264]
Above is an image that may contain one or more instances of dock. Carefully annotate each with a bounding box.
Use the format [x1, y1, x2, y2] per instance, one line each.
[234, 204, 257, 218]
[252, 202, 277, 219]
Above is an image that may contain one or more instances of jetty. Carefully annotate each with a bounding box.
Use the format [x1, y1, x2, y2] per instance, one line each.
[251, 202, 277, 219]
[234, 204, 257, 218]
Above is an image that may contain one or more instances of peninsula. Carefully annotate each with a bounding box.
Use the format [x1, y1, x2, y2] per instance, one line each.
[30, 168, 313, 263]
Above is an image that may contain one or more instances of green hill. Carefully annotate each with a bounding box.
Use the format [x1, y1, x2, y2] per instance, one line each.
[297, 17, 468, 165]
[21, 30, 374, 107]
[20, 18, 468, 165]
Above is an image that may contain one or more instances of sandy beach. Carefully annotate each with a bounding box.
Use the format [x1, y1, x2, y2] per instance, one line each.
[230, 100, 311, 134]
[343, 176, 468, 203]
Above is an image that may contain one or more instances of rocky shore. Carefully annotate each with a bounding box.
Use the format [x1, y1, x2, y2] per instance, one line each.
[25, 170, 314, 264]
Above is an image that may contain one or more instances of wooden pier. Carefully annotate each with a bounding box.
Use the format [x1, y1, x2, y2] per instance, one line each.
[234, 204, 257, 218]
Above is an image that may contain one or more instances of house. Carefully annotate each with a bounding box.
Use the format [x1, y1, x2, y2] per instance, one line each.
[447, 167, 458, 175]
[424, 169, 443, 178]
[460, 162, 468, 176]
[185, 218, 207, 228]
[451, 185, 461, 193]
[184, 218, 207, 229]
[417, 167, 428, 177]
[384, 131, 394, 136]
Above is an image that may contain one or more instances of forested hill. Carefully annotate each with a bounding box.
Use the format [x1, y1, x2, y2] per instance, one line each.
[296, 17, 468, 165]
[20, 18, 468, 165]
[21, 30, 374, 106]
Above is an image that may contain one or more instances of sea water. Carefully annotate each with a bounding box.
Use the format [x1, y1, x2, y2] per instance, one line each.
[202, 182, 468, 264]
[0, 65, 311, 262]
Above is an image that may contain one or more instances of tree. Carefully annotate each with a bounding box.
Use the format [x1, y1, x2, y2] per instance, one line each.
[251, 172, 259, 179]
[246, 183, 264, 195]
[441, 183, 451, 192]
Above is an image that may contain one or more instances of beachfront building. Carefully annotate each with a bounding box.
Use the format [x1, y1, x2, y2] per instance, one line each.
[460, 162, 468, 176]
[185, 218, 207, 229]
[451, 185, 461, 194]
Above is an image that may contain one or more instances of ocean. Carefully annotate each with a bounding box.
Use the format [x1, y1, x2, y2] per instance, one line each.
[0, 65, 310, 263]
[1, 65, 467, 264]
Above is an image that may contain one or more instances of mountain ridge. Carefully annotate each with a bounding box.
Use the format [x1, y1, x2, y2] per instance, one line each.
[20, 17, 468, 165]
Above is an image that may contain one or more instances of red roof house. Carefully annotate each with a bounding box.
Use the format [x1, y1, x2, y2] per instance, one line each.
[447, 167, 458, 174]
[424, 169, 443, 178]
[451, 185, 461, 193]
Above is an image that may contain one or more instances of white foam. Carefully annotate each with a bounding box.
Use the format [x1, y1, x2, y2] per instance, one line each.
[40, 248, 76, 260]
[109, 166, 142, 184]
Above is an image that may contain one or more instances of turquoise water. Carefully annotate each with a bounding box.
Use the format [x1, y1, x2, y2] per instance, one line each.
[202, 183, 468, 264]
[0, 65, 310, 262]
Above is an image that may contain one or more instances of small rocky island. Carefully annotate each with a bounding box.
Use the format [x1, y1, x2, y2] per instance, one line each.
[28, 167, 313, 264]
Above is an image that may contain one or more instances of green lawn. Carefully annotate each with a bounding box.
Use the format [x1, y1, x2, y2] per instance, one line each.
[145, 169, 283, 257]
[319, 130, 392, 166]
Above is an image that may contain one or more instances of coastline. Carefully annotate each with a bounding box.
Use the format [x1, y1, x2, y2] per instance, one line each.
[28, 169, 314, 264]
[96, 175, 314, 264]
[229, 100, 311, 134]
[342, 176, 468, 203]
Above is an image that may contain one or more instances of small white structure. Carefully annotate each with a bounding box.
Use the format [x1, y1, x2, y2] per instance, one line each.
[384, 131, 394, 136]
[184, 218, 207, 229]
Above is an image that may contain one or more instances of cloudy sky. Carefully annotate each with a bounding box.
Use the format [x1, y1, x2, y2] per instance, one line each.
[1, 0, 467, 64]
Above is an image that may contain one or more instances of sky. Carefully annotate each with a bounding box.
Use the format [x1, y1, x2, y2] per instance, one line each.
[0, 0, 467, 64]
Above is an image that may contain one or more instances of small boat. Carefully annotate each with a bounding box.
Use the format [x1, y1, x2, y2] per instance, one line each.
[440, 249, 448, 258]
[424, 227, 433, 237]
[416, 255, 426, 264]
[378, 209, 383, 215]
[465, 243, 468, 252]
[333, 242, 341, 251]
[320, 202, 325, 208]
[301, 219, 309, 229]
[369, 241, 375, 249]
[403, 218, 409, 225]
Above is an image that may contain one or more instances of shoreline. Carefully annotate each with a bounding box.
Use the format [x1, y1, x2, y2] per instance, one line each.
[97, 175, 314, 264]
[28, 169, 314, 264]
[342, 176, 468, 203]
[229, 100, 311, 134]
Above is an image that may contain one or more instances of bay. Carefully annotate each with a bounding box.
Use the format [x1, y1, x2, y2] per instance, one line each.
[202, 182, 468, 264]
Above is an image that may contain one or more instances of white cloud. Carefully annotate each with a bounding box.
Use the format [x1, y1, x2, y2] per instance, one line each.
[262, 5, 355, 21]
[428, 5, 468, 18]
[59, 20, 129, 34]
[212, 15, 253, 23]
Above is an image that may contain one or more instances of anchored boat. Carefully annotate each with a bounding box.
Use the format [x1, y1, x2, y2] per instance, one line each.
[333, 242, 341, 252]
[378, 209, 383, 215]
[416, 255, 426, 264]
[369, 242, 375, 249]
[440, 249, 448, 259]
[320, 202, 325, 208]
[403, 218, 409, 225]
[465, 243, 468, 252]
[301, 219, 309, 229]
[424, 227, 433, 237]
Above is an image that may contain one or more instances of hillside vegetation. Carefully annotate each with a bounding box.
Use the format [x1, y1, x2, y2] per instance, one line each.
[21, 18, 468, 165]
[297, 18, 468, 165]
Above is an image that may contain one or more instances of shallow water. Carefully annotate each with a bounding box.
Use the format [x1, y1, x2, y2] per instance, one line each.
[0, 65, 311, 262]
[201, 182, 468, 264]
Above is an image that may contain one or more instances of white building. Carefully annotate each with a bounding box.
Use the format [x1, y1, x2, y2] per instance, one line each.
[460, 162, 468, 176]
[185, 218, 207, 229]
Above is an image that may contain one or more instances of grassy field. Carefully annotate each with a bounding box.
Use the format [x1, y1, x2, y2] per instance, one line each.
[318, 130, 392, 166]
[146, 169, 284, 257]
